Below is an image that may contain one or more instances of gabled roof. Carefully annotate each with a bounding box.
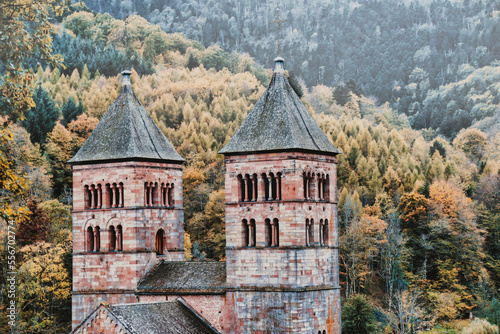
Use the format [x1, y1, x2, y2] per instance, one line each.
[137, 261, 226, 294]
[219, 57, 341, 156]
[71, 300, 219, 334]
[69, 71, 184, 165]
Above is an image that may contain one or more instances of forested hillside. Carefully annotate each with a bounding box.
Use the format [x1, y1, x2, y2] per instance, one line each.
[1, 1, 499, 333]
[80, 0, 500, 137]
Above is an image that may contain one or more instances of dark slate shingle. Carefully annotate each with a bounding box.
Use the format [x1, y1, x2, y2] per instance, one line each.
[138, 261, 226, 294]
[69, 71, 184, 164]
[108, 300, 219, 334]
[219, 58, 341, 156]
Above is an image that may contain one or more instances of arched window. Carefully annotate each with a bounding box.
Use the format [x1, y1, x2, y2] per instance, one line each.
[303, 172, 308, 199]
[153, 182, 159, 206]
[323, 219, 329, 246]
[319, 219, 324, 246]
[87, 226, 94, 252]
[277, 172, 282, 200]
[243, 219, 249, 247]
[270, 173, 277, 200]
[308, 173, 314, 200]
[308, 219, 315, 246]
[168, 184, 174, 206]
[252, 174, 258, 201]
[160, 183, 166, 206]
[116, 225, 123, 251]
[109, 225, 116, 251]
[245, 174, 252, 202]
[265, 219, 272, 247]
[317, 174, 323, 200]
[324, 174, 330, 201]
[272, 219, 279, 246]
[262, 173, 269, 201]
[144, 182, 150, 206]
[94, 226, 101, 252]
[105, 183, 112, 208]
[156, 229, 165, 255]
[249, 219, 256, 247]
[238, 175, 245, 201]
[84, 185, 91, 209]
[305, 219, 309, 245]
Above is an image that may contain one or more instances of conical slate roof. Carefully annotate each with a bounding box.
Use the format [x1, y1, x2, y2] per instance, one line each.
[69, 71, 184, 164]
[219, 58, 341, 156]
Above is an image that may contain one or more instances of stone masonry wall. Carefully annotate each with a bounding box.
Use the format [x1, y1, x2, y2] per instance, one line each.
[72, 294, 137, 329]
[224, 151, 341, 333]
[72, 161, 184, 328]
[224, 289, 341, 334]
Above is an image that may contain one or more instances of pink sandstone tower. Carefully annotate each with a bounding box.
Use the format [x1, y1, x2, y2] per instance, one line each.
[68, 70, 185, 328]
[219, 57, 342, 333]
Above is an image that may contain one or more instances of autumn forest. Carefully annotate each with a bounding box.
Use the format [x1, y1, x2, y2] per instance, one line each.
[0, 0, 499, 333]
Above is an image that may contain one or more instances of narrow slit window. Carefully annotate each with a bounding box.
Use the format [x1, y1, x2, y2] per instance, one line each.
[250, 219, 256, 247]
[238, 175, 244, 201]
[272, 218, 279, 246]
[84, 185, 90, 209]
[246, 174, 253, 202]
[262, 173, 269, 201]
[156, 229, 165, 255]
[109, 225, 116, 251]
[270, 173, 277, 200]
[94, 226, 101, 252]
[277, 172, 282, 200]
[308, 219, 315, 246]
[265, 219, 272, 247]
[243, 219, 249, 247]
[252, 174, 258, 201]
[116, 225, 123, 251]
[87, 226, 94, 252]
[168, 184, 174, 206]
[323, 219, 329, 246]
[306, 219, 310, 246]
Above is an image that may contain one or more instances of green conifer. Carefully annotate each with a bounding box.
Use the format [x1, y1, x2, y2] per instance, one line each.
[23, 85, 60, 145]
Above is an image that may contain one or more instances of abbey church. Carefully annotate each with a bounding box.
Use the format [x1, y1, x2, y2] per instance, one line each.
[69, 57, 342, 333]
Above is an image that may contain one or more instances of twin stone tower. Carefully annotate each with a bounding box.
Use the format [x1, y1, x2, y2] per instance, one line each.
[69, 58, 342, 333]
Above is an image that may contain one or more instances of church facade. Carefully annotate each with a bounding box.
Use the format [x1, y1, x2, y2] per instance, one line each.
[70, 59, 341, 333]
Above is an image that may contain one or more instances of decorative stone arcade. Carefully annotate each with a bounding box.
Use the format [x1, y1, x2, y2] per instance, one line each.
[219, 58, 342, 333]
[69, 71, 185, 329]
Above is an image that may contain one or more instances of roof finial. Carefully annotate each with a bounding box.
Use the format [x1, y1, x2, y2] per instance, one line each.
[271, 4, 287, 57]
[122, 16, 130, 71]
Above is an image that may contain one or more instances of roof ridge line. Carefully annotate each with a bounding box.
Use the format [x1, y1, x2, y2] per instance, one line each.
[285, 76, 322, 151]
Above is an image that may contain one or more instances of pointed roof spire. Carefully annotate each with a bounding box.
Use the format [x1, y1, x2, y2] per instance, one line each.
[219, 58, 341, 156]
[69, 71, 184, 164]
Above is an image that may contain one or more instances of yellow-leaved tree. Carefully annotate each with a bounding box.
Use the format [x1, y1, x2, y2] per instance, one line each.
[0, 0, 67, 120]
[17, 241, 72, 333]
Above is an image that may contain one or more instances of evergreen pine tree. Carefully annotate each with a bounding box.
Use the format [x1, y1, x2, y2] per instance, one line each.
[333, 84, 351, 106]
[187, 53, 200, 70]
[23, 85, 60, 145]
[61, 97, 83, 126]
